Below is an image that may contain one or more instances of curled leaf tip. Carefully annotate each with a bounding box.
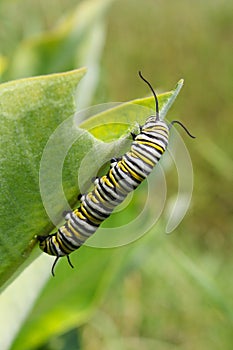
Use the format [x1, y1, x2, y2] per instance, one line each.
[177, 78, 184, 87]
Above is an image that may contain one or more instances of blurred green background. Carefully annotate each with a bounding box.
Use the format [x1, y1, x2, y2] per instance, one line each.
[0, 0, 232, 349]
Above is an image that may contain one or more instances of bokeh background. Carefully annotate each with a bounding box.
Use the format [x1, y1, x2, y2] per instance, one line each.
[1, 0, 232, 349]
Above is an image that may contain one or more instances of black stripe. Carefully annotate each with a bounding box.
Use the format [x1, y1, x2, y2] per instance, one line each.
[124, 153, 151, 176]
[113, 164, 138, 191]
[43, 240, 49, 254]
[49, 235, 59, 255]
[71, 212, 99, 232]
[84, 199, 110, 219]
[123, 158, 147, 179]
[69, 216, 95, 236]
[80, 202, 108, 222]
[98, 179, 117, 201]
[84, 194, 112, 217]
[71, 212, 98, 229]
[132, 143, 160, 162]
[120, 161, 143, 183]
[94, 180, 112, 203]
[107, 169, 129, 196]
[56, 229, 73, 253]
[138, 140, 164, 154]
[141, 131, 168, 146]
[85, 194, 115, 213]
[60, 227, 83, 248]
[73, 208, 100, 227]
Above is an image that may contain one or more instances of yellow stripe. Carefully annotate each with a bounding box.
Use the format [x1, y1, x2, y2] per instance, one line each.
[119, 160, 144, 182]
[88, 191, 113, 210]
[108, 169, 128, 194]
[93, 187, 102, 201]
[67, 221, 79, 235]
[93, 186, 117, 209]
[46, 236, 58, 255]
[80, 204, 102, 224]
[129, 150, 154, 166]
[67, 222, 86, 242]
[102, 175, 114, 188]
[137, 141, 164, 153]
[117, 161, 128, 174]
[154, 130, 169, 137]
[156, 126, 168, 131]
[88, 192, 98, 204]
[144, 127, 169, 136]
[93, 187, 107, 203]
[56, 230, 72, 253]
[109, 169, 120, 187]
[73, 209, 86, 220]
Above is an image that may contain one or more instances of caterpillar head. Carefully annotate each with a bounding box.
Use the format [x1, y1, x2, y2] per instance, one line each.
[37, 235, 48, 251]
[139, 71, 195, 139]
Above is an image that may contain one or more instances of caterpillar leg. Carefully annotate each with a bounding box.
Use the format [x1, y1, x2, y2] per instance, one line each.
[131, 125, 142, 140]
[110, 157, 121, 163]
[51, 256, 59, 277]
[51, 255, 74, 276]
[130, 132, 137, 140]
[67, 255, 74, 269]
[62, 210, 72, 219]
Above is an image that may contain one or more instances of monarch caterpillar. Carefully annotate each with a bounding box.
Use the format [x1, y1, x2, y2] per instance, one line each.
[38, 72, 195, 275]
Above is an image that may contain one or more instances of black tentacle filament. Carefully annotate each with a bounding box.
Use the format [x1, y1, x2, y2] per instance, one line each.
[138, 71, 160, 120]
[170, 120, 195, 138]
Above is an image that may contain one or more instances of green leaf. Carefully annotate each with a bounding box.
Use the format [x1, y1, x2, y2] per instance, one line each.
[0, 67, 87, 289]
